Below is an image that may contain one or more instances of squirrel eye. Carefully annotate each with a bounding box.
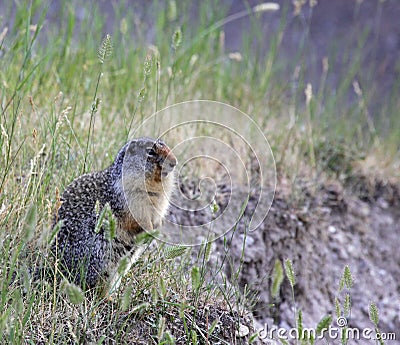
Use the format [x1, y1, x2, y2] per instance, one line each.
[147, 148, 157, 157]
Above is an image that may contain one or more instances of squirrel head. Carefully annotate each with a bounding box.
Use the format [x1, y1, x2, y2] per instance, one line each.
[112, 137, 177, 192]
[110, 137, 177, 231]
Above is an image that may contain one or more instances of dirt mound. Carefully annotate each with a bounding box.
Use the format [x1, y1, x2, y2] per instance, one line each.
[169, 176, 400, 342]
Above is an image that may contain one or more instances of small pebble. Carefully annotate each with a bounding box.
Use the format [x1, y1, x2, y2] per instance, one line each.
[235, 323, 249, 337]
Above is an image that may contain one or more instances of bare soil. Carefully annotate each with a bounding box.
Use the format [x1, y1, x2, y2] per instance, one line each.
[169, 174, 400, 343]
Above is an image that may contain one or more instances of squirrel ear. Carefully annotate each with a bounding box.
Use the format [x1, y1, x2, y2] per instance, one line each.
[126, 140, 138, 154]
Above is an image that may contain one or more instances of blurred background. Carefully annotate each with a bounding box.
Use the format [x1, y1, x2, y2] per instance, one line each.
[3, 0, 399, 112]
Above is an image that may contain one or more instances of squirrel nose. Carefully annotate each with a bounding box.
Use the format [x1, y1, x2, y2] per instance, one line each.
[168, 155, 177, 168]
[169, 155, 177, 168]
[162, 154, 177, 174]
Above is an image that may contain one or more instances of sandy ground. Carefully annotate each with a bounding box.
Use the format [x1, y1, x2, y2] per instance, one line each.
[167, 174, 400, 343]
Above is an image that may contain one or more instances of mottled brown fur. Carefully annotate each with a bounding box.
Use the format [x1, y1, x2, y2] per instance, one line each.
[52, 137, 177, 296]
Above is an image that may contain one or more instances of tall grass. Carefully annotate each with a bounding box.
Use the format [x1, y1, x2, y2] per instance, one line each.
[0, 0, 399, 343]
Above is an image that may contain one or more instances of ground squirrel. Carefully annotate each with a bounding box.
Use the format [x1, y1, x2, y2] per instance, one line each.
[52, 137, 177, 296]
